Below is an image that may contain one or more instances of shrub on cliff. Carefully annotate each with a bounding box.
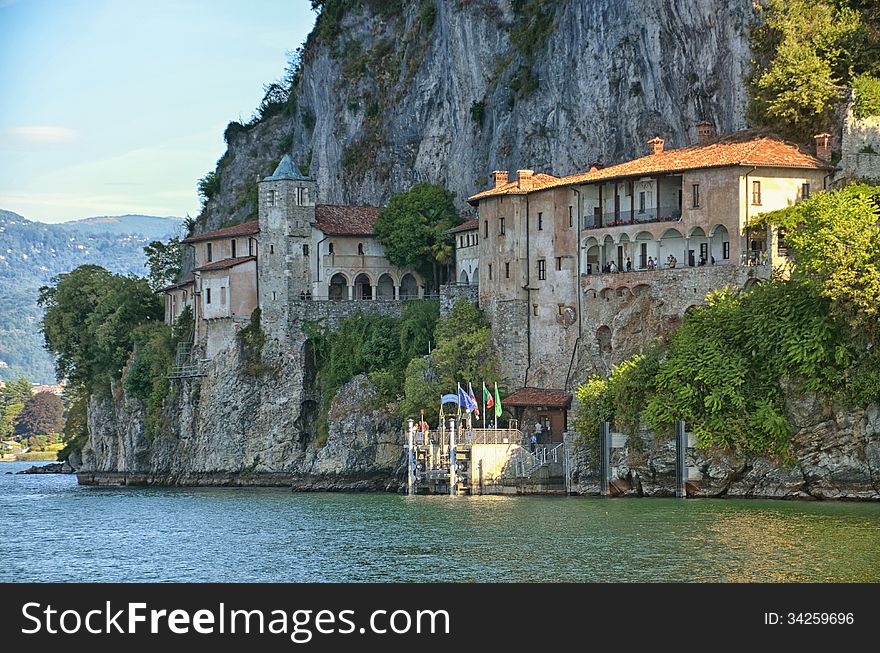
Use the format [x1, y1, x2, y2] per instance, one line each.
[398, 301, 505, 425]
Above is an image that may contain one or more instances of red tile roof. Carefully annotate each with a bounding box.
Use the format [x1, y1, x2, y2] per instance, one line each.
[468, 172, 560, 203]
[315, 204, 381, 236]
[503, 387, 572, 408]
[194, 256, 257, 272]
[468, 132, 832, 204]
[550, 132, 831, 188]
[182, 220, 260, 244]
[447, 218, 479, 234]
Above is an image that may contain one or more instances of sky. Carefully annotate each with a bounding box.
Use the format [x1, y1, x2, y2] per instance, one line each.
[0, 0, 316, 223]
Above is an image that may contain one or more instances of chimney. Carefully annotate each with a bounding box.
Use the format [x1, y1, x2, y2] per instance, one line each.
[814, 133, 831, 161]
[492, 170, 509, 188]
[696, 120, 715, 145]
[517, 169, 535, 191]
[647, 136, 665, 155]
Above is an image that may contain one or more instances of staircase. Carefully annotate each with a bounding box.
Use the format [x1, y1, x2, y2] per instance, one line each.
[506, 443, 568, 494]
[168, 342, 206, 379]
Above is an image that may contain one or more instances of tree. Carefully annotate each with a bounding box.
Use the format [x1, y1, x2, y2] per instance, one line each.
[374, 184, 463, 291]
[748, 0, 879, 139]
[143, 238, 182, 291]
[758, 184, 880, 341]
[0, 378, 31, 439]
[14, 392, 65, 438]
[39, 265, 164, 392]
[399, 301, 504, 423]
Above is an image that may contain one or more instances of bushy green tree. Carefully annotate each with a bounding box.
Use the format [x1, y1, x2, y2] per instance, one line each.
[374, 184, 462, 291]
[125, 324, 175, 438]
[399, 301, 504, 424]
[143, 238, 182, 291]
[749, 0, 879, 139]
[57, 385, 88, 461]
[39, 265, 164, 393]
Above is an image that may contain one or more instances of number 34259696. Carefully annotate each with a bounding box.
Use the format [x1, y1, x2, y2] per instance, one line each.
[764, 613, 854, 625]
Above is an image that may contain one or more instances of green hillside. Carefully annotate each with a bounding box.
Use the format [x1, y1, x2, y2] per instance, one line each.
[0, 210, 177, 384]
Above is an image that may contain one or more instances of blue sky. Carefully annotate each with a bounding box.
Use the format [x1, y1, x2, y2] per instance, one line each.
[0, 0, 315, 223]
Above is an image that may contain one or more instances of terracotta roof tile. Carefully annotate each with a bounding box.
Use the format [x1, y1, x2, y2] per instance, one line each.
[467, 173, 561, 203]
[182, 220, 260, 244]
[447, 218, 479, 234]
[549, 132, 831, 188]
[194, 256, 256, 272]
[315, 204, 381, 236]
[503, 387, 572, 408]
[468, 132, 831, 204]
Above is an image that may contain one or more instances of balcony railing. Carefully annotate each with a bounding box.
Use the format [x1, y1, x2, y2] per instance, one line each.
[322, 254, 389, 268]
[582, 209, 682, 230]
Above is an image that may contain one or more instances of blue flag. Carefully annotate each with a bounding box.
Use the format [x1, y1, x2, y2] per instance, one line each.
[458, 386, 477, 413]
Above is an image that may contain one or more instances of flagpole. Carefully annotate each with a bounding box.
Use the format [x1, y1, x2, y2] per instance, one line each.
[482, 382, 486, 431]
[494, 382, 499, 431]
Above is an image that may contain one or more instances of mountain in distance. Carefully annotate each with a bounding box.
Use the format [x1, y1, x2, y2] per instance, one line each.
[56, 214, 185, 240]
[0, 209, 180, 385]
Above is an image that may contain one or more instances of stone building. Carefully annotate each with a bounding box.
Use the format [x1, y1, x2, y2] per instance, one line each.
[448, 218, 480, 286]
[468, 127, 832, 392]
[165, 156, 424, 356]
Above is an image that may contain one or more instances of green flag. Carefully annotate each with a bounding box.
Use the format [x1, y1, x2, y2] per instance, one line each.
[494, 382, 502, 418]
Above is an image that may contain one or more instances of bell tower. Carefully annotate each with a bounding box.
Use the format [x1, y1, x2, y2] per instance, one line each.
[258, 155, 316, 331]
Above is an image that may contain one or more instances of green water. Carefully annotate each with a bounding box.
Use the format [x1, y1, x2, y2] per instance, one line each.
[1, 463, 879, 582]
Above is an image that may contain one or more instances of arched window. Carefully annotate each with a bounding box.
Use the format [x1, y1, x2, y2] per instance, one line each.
[358, 243, 364, 255]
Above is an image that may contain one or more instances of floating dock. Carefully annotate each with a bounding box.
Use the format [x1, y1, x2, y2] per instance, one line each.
[405, 421, 569, 495]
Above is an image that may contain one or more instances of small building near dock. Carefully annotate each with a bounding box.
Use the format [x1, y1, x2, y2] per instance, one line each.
[502, 387, 572, 444]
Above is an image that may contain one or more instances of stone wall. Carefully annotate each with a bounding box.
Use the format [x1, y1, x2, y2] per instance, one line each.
[839, 93, 880, 183]
[566, 398, 880, 500]
[288, 299, 406, 331]
[572, 263, 771, 384]
[440, 284, 478, 316]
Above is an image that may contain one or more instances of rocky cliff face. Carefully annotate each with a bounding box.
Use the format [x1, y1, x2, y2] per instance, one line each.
[77, 333, 405, 490]
[198, 0, 755, 232]
[568, 396, 880, 500]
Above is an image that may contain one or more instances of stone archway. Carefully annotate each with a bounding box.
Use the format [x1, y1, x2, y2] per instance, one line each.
[354, 273, 372, 300]
[400, 273, 418, 299]
[329, 272, 348, 301]
[377, 273, 395, 299]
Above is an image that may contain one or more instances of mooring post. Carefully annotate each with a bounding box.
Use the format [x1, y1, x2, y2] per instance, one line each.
[599, 421, 610, 497]
[407, 419, 415, 496]
[449, 418, 457, 496]
[675, 420, 687, 498]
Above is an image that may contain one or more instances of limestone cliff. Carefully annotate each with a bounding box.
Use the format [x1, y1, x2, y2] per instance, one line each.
[77, 332, 405, 490]
[198, 0, 755, 232]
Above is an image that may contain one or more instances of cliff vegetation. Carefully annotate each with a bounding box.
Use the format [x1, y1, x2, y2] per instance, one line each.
[574, 184, 880, 457]
[748, 0, 880, 140]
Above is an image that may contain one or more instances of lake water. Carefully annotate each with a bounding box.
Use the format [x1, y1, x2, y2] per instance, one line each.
[2, 461, 879, 582]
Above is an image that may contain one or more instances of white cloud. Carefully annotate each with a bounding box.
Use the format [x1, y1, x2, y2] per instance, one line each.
[6, 125, 82, 146]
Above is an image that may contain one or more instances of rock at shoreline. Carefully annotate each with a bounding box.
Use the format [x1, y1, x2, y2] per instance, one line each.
[16, 461, 74, 475]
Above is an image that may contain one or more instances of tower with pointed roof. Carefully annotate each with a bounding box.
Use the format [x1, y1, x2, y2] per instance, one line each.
[258, 155, 317, 330]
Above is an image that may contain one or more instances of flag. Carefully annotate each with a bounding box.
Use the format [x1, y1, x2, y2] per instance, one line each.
[484, 382, 494, 409]
[468, 383, 479, 419]
[494, 382, 502, 418]
[458, 385, 476, 413]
